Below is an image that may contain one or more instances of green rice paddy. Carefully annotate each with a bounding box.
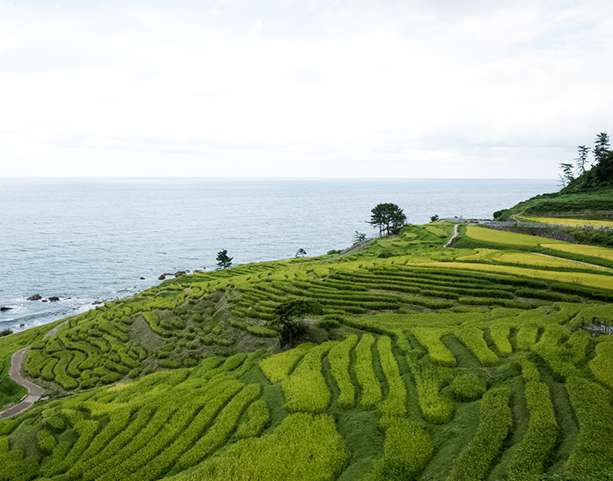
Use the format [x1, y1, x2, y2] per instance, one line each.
[1, 221, 613, 480]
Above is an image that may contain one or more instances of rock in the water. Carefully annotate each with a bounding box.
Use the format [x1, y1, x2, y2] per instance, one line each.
[0, 306, 12, 312]
[48, 296, 60, 302]
[27, 294, 42, 301]
[175, 271, 187, 277]
[158, 272, 173, 280]
[139, 276, 145, 280]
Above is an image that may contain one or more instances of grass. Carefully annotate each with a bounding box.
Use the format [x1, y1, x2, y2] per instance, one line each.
[543, 242, 613, 262]
[505, 362, 559, 480]
[377, 418, 433, 481]
[169, 413, 348, 481]
[281, 341, 334, 413]
[354, 334, 383, 409]
[518, 215, 613, 229]
[328, 335, 358, 409]
[589, 337, 613, 390]
[0, 222, 613, 481]
[446, 387, 512, 481]
[465, 225, 561, 247]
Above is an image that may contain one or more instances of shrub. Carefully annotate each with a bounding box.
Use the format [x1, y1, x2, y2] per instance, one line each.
[235, 399, 270, 438]
[409, 360, 454, 424]
[36, 429, 56, 454]
[450, 371, 486, 401]
[589, 337, 613, 390]
[489, 325, 513, 356]
[565, 377, 613, 475]
[327, 335, 358, 409]
[506, 381, 558, 480]
[378, 418, 433, 481]
[446, 387, 512, 481]
[355, 334, 382, 408]
[281, 342, 334, 413]
[412, 328, 456, 367]
[259, 343, 313, 383]
[172, 384, 262, 472]
[171, 414, 348, 481]
[456, 328, 498, 366]
[377, 336, 407, 417]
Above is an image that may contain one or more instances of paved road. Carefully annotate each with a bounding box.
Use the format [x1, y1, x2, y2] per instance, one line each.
[0, 349, 46, 418]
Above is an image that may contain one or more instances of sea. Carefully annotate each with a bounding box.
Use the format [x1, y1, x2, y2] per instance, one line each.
[0, 178, 557, 332]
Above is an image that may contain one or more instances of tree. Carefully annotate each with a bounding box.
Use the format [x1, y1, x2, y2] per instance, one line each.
[295, 248, 307, 258]
[559, 162, 575, 187]
[216, 249, 233, 269]
[369, 203, 407, 237]
[430, 214, 440, 223]
[575, 145, 590, 175]
[272, 299, 323, 348]
[353, 231, 367, 246]
[593, 132, 610, 166]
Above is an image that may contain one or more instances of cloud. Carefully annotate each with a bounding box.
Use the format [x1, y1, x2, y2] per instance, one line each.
[0, 0, 611, 178]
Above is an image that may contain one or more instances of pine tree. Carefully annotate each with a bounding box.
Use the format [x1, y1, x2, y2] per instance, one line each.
[575, 145, 589, 175]
[593, 132, 611, 166]
[216, 249, 233, 269]
[559, 162, 574, 187]
[369, 203, 407, 237]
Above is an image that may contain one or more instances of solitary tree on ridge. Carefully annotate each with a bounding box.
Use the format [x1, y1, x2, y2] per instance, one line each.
[369, 203, 407, 237]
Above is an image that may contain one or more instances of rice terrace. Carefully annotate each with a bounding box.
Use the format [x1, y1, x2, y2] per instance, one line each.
[2, 177, 613, 481]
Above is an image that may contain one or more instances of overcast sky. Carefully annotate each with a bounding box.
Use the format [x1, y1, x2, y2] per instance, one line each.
[1, 0, 612, 178]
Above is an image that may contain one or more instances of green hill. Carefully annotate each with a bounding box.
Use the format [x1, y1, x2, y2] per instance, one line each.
[495, 149, 613, 221]
[1, 221, 613, 481]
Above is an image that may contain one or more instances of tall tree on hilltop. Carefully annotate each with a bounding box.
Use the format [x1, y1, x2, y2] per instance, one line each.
[369, 203, 407, 237]
[559, 162, 575, 187]
[593, 132, 611, 167]
[575, 145, 590, 175]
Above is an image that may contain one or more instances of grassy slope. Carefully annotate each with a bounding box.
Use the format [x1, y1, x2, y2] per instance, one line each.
[1, 221, 613, 481]
[494, 188, 613, 221]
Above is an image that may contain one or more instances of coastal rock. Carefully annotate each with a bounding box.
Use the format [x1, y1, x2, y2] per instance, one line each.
[175, 271, 187, 277]
[27, 294, 42, 301]
[48, 296, 60, 302]
[158, 272, 173, 280]
[0, 306, 12, 312]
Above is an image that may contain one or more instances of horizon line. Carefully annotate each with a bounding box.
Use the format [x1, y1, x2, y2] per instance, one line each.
[0, 176, 558, 181]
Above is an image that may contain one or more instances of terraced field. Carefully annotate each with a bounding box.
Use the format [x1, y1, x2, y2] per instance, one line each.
[1, 221, 613, 481]
[516, 215, 613, 229]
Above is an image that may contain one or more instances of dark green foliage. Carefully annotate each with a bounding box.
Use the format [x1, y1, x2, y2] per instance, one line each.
[216, 249, 233, 269]
[369, 203, 407, 236]
[272, 299, 323, 348]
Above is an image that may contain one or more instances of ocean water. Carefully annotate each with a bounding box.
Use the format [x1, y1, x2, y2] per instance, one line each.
[0, 178, 557, 331]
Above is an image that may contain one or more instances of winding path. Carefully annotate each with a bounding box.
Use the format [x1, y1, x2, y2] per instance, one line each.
[445, 224, 460, 248]
[0, 349, 45, 418]
[0, 320, 65, 419]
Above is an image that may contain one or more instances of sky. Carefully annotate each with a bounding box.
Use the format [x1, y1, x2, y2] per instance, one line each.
[1, 0, 612, 179]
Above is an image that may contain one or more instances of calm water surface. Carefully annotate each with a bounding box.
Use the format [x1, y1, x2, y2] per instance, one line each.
[0, 178, 557, 331]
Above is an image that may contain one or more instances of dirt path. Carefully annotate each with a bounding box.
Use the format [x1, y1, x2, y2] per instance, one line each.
[0, 320, 65, 419]
[0, 349, 45, 418]
[445, 224, 460, 248]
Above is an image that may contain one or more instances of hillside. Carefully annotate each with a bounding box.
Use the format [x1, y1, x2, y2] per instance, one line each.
[495, 148, 613, 221]
[1, 222, 613, 481]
